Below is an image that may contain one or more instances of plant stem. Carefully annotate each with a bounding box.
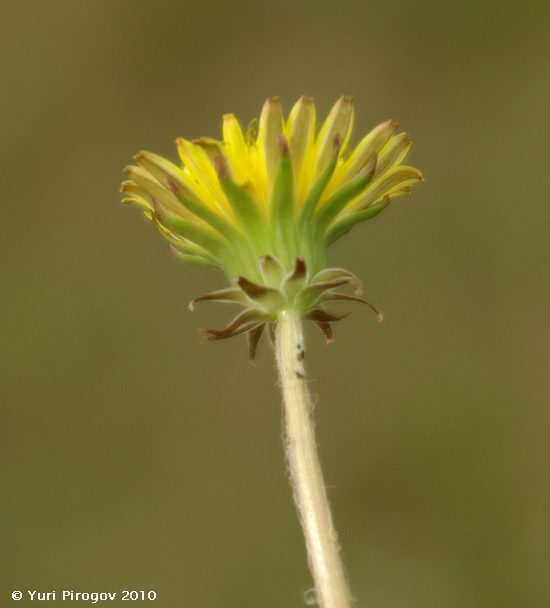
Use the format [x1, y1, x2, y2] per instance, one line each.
[275, 309, 352, 608]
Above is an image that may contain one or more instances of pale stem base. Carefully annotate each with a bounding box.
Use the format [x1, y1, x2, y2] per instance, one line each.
[275, 309, 352, 608]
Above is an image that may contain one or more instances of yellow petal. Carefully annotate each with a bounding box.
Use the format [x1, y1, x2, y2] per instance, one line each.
[134, 151, 196, 200]
[120, 180, 153, 212]
[176, 138, 230, 214]
[314, 96, 354, 178]
[285, 95, 316, 182]
[336, 119, 397, 184]
[222, 117, 265, 205]
[123, 166, 183, 216]
[375, 133, 411, 176]
[193, 137, 224, 163]
[120, 180, 153, 211]
[350, 166, 423, 210]
[247, 142, 269, 206]
[223, 114, 250, 183]
[258, 97, 284, 189]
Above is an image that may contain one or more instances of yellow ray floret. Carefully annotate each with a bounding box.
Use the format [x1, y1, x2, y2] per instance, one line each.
[122, 96, 423, 279]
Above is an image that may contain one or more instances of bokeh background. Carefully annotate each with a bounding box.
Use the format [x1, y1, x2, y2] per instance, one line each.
[2, 1, 549, 607]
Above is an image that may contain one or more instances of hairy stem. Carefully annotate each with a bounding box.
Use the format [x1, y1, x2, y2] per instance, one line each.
[275, 309, 352, 608]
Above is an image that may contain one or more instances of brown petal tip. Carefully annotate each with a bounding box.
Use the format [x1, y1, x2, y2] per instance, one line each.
[151, 198, 165, 217]
[237, 276, 271, 299]
[288, 256, 307, 282]
[123, 165, 136, 177]
[306, 308, 349, 323]
[247, 324, 265, 365]
[313, 321, 335, 345]
[214, 154, 230, 179]
[321, 292, 383, 321]
[332, 133, 341, 154]
[387, 119, 399, 130]
[189, 287, 244, 311]
[167, 178, 180, 195]
[365, 152, 377, 175]
[277, 134, 290, 156]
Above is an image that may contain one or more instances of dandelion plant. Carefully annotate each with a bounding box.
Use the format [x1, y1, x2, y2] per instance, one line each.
[121, 96, 422, 608]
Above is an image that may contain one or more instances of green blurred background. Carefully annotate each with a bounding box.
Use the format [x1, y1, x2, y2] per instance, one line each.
[2, 1, 549, 606]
